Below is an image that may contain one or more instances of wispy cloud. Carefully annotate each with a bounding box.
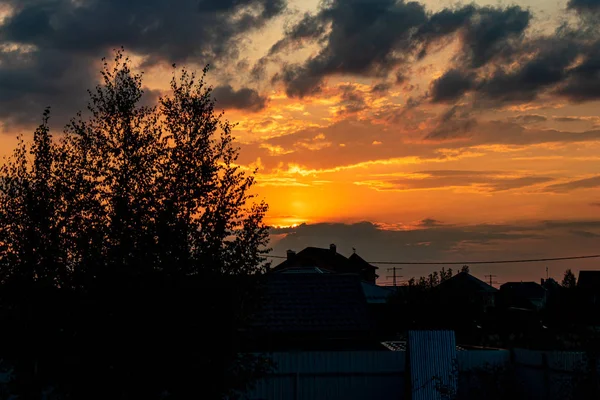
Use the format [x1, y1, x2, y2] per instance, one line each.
[543, 176, 600, 193]
[354, 170, 554, 193]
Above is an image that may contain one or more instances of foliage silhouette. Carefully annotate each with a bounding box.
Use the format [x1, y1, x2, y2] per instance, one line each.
[0, 49, 271, 399]
[562, 269, 577, 289]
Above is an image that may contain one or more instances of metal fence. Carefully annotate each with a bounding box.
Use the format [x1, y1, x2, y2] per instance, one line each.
[245, 351, 406, 400]
[513, 348, 597, 400]
[245, 348, 596, 400]
[245, 349, 513, 400]
[408, 331, 457, 400]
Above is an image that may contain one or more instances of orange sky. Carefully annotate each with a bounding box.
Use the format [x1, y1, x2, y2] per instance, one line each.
[1, 0, 599, 285]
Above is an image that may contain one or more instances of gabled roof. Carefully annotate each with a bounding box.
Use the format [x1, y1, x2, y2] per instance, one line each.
[500, 282, 546, 298]
[271, 247, 377, 274]
[436, 272, 498, 293]
[272, 247, 350, 272]
[348, 252, 379, 271]
[276, 266, 333, 274]
[578, 270, 600, 290]
[251, 273, 372, 334]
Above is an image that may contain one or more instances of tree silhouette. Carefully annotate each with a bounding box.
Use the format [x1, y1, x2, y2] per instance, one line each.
[0, 49, 271, 399]
[562, 269, 577, 289]
[440, 267, 453, 282]
[407, 267, 454, 290]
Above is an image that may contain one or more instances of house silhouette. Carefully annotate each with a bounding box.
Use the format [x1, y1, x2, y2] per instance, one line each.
[271, 244, 378, 283]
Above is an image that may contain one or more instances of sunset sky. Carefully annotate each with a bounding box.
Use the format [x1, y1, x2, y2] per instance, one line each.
[1, 0, 600, 284]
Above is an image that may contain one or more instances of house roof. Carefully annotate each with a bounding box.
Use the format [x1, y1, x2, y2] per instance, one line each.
[500, 282, 547, 298]
[251, 273, 372, 334]
[276, 266, 333, 274]
[577, 270, 600, 290]
[435, 272, 498, 293]
[348, 252, 378, 271]
[541, 278, 561, 290]
[271, 247, 378, 275]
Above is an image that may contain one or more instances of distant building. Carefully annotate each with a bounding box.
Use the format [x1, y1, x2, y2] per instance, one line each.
[246, 273, 378, 350]
[434, 271, 498, 311]
[271, 244, 379, 283]
[499, 282, 547, 310]
[541, 278, 560, 290]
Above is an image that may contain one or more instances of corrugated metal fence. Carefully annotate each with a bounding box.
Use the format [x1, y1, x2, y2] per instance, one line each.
[246, 348, 597, 400]
[513, 348, 598, 400]
[245, 349, 512, 400]
[246, 351, 406, 400]
[408, 330, 457, 400]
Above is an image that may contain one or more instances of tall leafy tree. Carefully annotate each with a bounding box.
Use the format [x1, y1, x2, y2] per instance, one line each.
[0, 49, 271, 399]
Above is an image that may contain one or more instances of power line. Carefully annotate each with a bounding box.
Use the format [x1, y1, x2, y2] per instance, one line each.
[265, 254, 600, 265]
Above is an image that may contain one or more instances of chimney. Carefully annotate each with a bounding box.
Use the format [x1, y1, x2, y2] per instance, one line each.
[286, 249, 296, 260]
[330, 243, 336, 254]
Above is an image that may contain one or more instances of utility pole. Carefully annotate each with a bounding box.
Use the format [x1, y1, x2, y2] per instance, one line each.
[485, 274, 498, 287]
[386, 267, 402, 287]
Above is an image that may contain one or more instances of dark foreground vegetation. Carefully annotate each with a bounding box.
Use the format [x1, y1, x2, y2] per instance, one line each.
[0, 50, 271, 399]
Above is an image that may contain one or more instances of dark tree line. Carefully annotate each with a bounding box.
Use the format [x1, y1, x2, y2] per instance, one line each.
[406, 265, 469, 289]
[0, 50, 271, 399]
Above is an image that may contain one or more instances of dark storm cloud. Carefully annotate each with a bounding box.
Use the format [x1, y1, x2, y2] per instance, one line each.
[431, 31, 600, 105]
[430, 69, 475, 103]
[269, 0, 429, 97]
[0, 48, 97, 128]
[264, 0, 595, 107]
[556, 40, 600, 102]
[543, 176, 600, 193]
[567, 0, 600, 12]
[424, 6, 539, 105]
[476, 37, 583, 103]
[212, 85, 267, 111]
[458, 5, 531, 69]
[273, 64, 325, 98]
[414, 5, 531, 67]
[1, 0, 285, 62]
[267, 0, 533, 98]
[267, 12, 328, 56]
[0, 0, 286, 128]
[415, 5, 476, 55]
